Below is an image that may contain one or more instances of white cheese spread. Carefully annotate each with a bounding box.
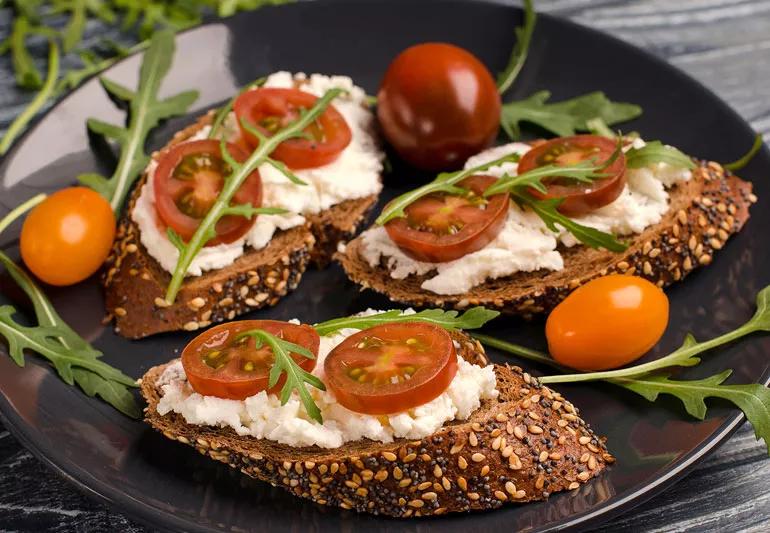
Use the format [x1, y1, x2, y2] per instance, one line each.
[132, 71, 384, 276]
[156, 314, 498, 449]
[359, 140, 692, 295]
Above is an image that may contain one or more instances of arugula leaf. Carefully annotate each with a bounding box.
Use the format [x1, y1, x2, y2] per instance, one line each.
[314, 307, 500, 337]
[375, 152, 522, 225]
[165, 88, 343, 303]
[62, 0, 87, 53]
[237, 328, 325, 423]
[725, 134, 764, 172]
[9, 15, 42, 89]
[613, 370, 770, 452]
[77, 29, 199, 212]
[496, 0, 535, 95]
[0, 38, 59, 156]
[208, 76, 267, 140]
[500, 90, 642, 140]
[625, 141, 695, 170]
[0, 197, 141, 418]
[513, 191, 628, 252]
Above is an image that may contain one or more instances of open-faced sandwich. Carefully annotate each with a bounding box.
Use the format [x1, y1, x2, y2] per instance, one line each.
[339, 135, 756, 315]
[104, 71, 384, 338]
[141, 309, 612, 516]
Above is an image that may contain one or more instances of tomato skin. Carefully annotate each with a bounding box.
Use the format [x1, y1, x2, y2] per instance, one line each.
[546, 275, 669, 371]
[518, 135, 627, 216]
[153, 139, 262, 246]
[20, 187, 115, 286]
[324, 322, 457, 415]
[182, 320, 320, 400]
[234, 87, 352, 170]
[385, 175, 509, 262]
[377, 43, 501, 171]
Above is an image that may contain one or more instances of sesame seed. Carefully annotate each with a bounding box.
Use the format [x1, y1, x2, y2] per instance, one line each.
[718, 229, 729, 240]
[418, 481, 432, 490]
[683, 256, 693, 271]
[616, 261, 629, 271]
[749, 193, 758, 203]
[480, 465, 490, 476]
[492, 436, 502, 451]
[458, 457, 468, 470]
[458, 476, 468, 491]
[422, 492, 438, 501]
[502, 445, 514, 458]
[245, 298, 258, 307]
[505, 481, 517, 495]
[495, 490, 508, 501]
[577, 471, 591, 481]
[677, 210, 687, 225]
[528, 425, 543, 435]
[126, 243, 138, 253]
[588, 456, 598, 470]
[587, 443, 601, 453]
[403, 453, 417, 463]
[699, 254, 712, 265]
[393, 466, 403, 480]
[513, 425, 526, 439]
[468, 492, 480, 501]
[688, 235, 697, 250]
[188, 297, 206, 310]
[408, 499, 424, 508]
[568, 482, 580, 490]
[698, 214, 707, 227]
[579, 436, 591, 445]
[434, 465, 443, 478]
[580, 453, 590, 463]
[183, 321, 199, 331]
[114, 307, 127, 317]
[535, 476, 545, 490]
[642, 241, 652, 254]
[375, 470, 388, 481]
[514, 489, 526, 499]
[495, 413, 509, 422]
[399, 478, 412, 488]
[649, 247, 661, 258]
[154, 297, 170, 308]
[539, 451, 549, 463]
[219, 297, 234, 307]
[710, 238, 723, 250]
[212, 282, 223, 293]
[450, 443, 464, 454]
[382, 451, 397, 461]
[549, 452, 562, 461]
[469, 432, 478, 447]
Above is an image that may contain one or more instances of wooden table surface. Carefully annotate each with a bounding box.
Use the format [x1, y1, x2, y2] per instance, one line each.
[0, 0, 769, 531]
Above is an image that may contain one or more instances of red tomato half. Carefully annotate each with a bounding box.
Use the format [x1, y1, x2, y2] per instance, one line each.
[377, 43, 501, 171]
[385, 175, 509, 262]
[233, 87, 352, 169]
[181, 320, 320, 400]
[324, 322, 458, 414]
[153, 139, 263, 246]
[517, 135, 627, 216]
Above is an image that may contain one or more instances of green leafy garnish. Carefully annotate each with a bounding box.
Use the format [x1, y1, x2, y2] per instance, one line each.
[496, 0, 535, 95]
[475, 285, 770, 453]
[725, 134, 764, 172]
[585, 117, 615, 138]
[0, 195, 140, 418]
[208, 76, 267, 140]
[500, 90, 642, 140]
[10, 15, 42, 89]
[76, 30, 199, 212]
[164, 88, 344, 303]
[375, 153, 522, 225]
[314, 307, 500, 337]
[625, 141, 695, 170]
[236, 329, 325, 424]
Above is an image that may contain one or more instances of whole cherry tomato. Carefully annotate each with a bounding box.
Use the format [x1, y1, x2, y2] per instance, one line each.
[20, 187, 116, 286]
[377, 43, 501, 171]
[546, 275, 669, 371]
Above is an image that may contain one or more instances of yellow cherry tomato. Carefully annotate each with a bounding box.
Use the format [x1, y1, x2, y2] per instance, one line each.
[20, 187, 116, 286]
[546, 275, 669, 371]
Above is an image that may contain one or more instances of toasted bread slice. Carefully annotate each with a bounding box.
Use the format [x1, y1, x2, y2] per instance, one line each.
[338, 161, 755, 316]
[104, 112, 379, 339]
[141, 331, 612, 517]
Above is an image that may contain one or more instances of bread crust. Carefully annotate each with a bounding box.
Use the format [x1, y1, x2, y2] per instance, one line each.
[104, 113, 379, 338]
[338, 161, 755, 315]
[141, 331, 613, 517]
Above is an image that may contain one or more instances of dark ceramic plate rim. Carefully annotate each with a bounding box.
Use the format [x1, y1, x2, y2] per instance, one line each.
[0, 1, 768, 531]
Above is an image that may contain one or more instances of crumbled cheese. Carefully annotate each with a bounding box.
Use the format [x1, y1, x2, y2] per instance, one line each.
[132, 71, 383, 276]
[156, 312, 498, 449]
[358, 140, 692, 295]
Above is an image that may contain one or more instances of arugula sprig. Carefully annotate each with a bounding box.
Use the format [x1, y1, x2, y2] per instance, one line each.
[496, 0, 535, 95]
[236, 329, 325, 424]
[474, 285, 770, 453]
[164, 88, 344, 303]
[0, 195, 140, 418]
[625, 141, 695, 170]
[314, 307, 499, 337]
[77, 30, 199, 212]
[725, 134, 764, 172]
[208, 76, 267, 140]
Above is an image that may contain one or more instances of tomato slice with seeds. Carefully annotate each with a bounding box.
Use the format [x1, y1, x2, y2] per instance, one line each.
[517, 134, 627, 216]
[384, 175, 509, 263]
[324, 322, 458, 415]
[154, 139, 263, 246]
[181, 320, 320, 400]
[233, 87, 352, 170]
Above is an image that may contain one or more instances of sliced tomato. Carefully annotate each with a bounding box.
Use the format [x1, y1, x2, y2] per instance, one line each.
[518, 135, 627, 216]
[233, 87, 352, 170]
[181, 320, 320, 400]
[153, 139, 263, 246]
[384, 175, 509, 263]
[324, 322, 458, 415]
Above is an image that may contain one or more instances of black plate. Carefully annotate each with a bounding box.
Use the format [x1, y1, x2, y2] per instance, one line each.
[1, 1, 769, 531]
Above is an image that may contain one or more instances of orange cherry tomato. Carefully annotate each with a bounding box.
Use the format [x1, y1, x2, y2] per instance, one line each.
[20, 187, 116, 286]
[324, 322, 458, 414]
[384, 175, 509, 262]
[546, 275, 669, 371]
[377, 43, 501, 171]
[181, 320, 320, 400]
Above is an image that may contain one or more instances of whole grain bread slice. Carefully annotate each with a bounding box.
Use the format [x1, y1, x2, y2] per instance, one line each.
[141, 331, 613, 517]
[338, 161, 755, 316]
[104, 112, 379, 339]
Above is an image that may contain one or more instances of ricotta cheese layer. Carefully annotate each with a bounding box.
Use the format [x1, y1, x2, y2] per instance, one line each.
[155, 313, 498, 449]
[132, 71, 384, 276]
[358, 139, 692, 295]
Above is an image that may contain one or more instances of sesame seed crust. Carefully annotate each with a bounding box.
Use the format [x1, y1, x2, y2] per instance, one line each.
[338, 159, 754, 316]
[104, 112, 380, 339]
[141, 331, 611, 517]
